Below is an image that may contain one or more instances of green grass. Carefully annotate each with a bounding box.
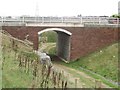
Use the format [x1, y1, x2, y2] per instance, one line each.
[0, 31, 2, 89]
[48, 46, 56, 55]
[1, 31, 39, 88]
[1, 32, 34, 88]
[0, 48, 2, 90]
[2, 47, 43, 88]
[40, 31, 57, 43]
[2, 51, 33, 88]
[60, 43, 118, 88]
[1, 31, 70, 88]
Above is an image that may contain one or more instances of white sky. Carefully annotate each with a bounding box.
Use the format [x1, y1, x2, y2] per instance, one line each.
[0, 0, 119, 16]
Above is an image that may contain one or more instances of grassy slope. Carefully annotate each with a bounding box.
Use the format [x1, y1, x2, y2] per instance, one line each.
[1, 31, 71, 88]
[62, 43, 118, 83]
[2, 31, 34, 88]
[0, 31, 2, 89]
[2, 51, 33, 88]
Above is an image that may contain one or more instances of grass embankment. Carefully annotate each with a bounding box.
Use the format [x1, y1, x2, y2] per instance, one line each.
[0, 30, 2, 89]
[1, 30, 70, 88]
[2, 30, 34, 88]
[60, 43, 118, 88]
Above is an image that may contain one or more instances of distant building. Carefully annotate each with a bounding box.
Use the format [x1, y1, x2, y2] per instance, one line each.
[118, 1, 120, 15]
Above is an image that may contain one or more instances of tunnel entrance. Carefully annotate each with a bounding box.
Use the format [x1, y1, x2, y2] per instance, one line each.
[38, 28, 72, 61]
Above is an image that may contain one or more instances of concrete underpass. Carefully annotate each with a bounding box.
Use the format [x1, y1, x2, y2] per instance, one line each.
[56, 31, 71, 61]
[38, 28, 72, 61]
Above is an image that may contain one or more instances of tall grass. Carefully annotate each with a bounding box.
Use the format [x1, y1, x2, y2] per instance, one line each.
[60, 43, 118, 83]
[48, 46, 56, 55]
[2, 30, 69, 88]
[0, 30, 2, 90]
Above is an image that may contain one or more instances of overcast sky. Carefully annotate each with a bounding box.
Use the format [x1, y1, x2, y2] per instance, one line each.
[0, 0, 119, 16]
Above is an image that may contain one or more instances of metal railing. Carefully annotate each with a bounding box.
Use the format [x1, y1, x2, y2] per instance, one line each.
[0, 16, 119, 26]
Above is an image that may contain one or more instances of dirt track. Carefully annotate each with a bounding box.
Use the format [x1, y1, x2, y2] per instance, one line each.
[52, 60, 109, 88]
[39, 43, 110, 88]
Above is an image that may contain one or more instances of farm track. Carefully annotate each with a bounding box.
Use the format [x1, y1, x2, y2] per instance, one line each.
[39, 43, 56, 53]
[39, 43, 110, 88]
[52, 57, 109, 88]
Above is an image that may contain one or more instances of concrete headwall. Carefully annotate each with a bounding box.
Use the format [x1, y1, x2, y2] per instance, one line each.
[2, 26, 119, 61]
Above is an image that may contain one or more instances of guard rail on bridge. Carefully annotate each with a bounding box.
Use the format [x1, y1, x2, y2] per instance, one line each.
[0, 16, 119, 26]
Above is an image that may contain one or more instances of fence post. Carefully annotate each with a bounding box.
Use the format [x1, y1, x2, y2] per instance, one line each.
[75, 78, 78, 88]
[95, 79, 102, 88]
[42, 17, 44, 23]
[80, 16, 82, 24]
